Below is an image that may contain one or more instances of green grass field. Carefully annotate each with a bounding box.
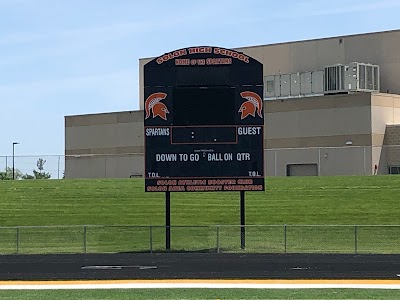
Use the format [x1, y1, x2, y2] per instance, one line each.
[1, 176, 399, 299]
[0, 289, 399, 300]
[1, 176, 400, 254]
[1, 176, 400, 226]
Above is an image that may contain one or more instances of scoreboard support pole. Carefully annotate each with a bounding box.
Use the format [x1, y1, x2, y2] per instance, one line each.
[166, 191, 171, 251]
[240, 191, 246, 249]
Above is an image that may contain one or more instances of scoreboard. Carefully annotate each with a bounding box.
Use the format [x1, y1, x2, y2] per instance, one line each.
[144, 46, 264, 192]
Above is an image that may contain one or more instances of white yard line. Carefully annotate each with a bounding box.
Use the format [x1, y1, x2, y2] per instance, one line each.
[0, 280, 399, 290]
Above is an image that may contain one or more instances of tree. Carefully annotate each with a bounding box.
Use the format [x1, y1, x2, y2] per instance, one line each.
[36, 158, 46, 172]
[0, 167, 23, 180]
[34, 158, 51, 179]
[22, 158, 51, 180]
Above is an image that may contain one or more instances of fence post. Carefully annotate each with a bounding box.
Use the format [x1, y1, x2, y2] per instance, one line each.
[363, 147, 367, 175]
[284, 225, 287, 254]
[57, 155, 61, 179]
[16, 227, 20, 254]
[104, 155, 107, 178]
[354, 225, 358, 254]
[149, 226, 153, 254]
[216, 226, 220, 253]
[318, 148, 321, 176]
[83, 225, 87, 254]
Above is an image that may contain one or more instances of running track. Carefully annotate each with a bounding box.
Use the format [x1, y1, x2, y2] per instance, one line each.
[0, 253, 399, 280]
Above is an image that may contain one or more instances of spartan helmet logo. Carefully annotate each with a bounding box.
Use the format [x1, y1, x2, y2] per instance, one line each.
[145, 92, 169, 120]
[238, 91, 263, 120]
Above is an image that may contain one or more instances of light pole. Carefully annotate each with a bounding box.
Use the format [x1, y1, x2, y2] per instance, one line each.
[12, 142, 19, 180]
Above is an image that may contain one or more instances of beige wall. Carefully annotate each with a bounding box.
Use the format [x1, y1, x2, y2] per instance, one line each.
[65, 91, 400, 178]
[265, 146, 370, 176]
[65, 110, 144, 178]
[65, 154, 143, 178]
[265, 93, 372, 148]
[65, 110, 144, 155]
[265, 93, 400, 175]
[370, 93, 400, 172]
[371, 93, 400, 135]
[239, 30, 400, 94]
[320, 147, 369, 176]
[265, 148, 319, 176]
[139, 30, 400, 109]
[372, 146, 386, 174]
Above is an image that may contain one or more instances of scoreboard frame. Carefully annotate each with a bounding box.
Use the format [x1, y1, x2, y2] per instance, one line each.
[144, 46, 264, 193]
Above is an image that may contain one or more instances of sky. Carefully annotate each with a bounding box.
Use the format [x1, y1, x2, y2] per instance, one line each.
[1, 0, 400, 159]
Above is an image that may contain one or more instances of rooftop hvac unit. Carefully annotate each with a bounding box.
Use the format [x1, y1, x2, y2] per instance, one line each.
[324, 62, 380, 94]
[264, 70, 324, 99]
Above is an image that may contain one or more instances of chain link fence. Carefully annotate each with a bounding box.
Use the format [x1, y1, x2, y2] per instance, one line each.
[0, 225, 399, 255]
[0, 155, 65, 179]
[0, 145, 400, 179]
[0, 145, 399, 179]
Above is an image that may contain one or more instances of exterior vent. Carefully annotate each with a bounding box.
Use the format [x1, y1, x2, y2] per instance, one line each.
[264, 70, 324, 99]
[324, 65, 345, 93]
[324, 62, 379, 94]
[264, 62, 380, 100]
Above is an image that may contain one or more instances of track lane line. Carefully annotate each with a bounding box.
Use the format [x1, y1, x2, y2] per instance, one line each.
[0, 279, 399, 289]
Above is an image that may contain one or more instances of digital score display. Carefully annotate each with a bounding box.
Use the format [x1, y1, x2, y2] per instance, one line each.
[144, 46, 264, 192]
[173, 87, 235, 126]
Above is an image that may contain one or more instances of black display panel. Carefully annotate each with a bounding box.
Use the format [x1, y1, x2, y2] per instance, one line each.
[173, 87, 235, 126]
[144, 46, 264, 192]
